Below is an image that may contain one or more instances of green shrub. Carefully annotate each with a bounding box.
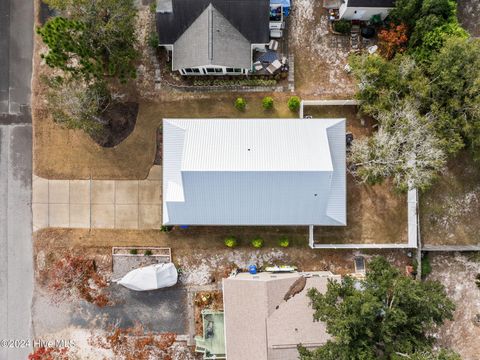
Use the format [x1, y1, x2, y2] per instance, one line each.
[193, 79, 277, 87]
[144, 249, 153, 256]
[278, 236, 290, 248]
[147, 31, 159, 50]
[262, 96, 274, 110]
[224, 236, 238, 248]
[251, 238, 264, 248]
[160, 225, 173, 232]
[333, 19, 352, 34]
[129, 249, 138, 255]
[235, 97, 246, 111]
[287, 96, 301, 112]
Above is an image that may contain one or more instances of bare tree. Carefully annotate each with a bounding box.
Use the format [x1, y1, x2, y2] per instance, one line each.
[349, 100, 446, 191]
[44, 77, 111, 135]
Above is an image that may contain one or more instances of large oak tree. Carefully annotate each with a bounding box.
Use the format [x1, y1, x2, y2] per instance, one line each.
[298, 257, 456, 360]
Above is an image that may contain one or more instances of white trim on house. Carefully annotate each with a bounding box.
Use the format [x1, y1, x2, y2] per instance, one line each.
[160, 42, 269, 76]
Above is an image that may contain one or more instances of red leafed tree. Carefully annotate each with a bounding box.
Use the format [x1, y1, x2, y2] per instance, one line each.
[48, 254, 111, 307]
[28, 347, 70, 360]
[90, 323, 177, 360]
[378, 23, 408, 59]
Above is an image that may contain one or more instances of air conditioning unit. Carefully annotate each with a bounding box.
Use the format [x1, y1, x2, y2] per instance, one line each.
[270, 29, 283, 38]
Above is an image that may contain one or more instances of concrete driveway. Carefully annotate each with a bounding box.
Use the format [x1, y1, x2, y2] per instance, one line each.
[33, 166, 163, 231]
[0, 0, 34, 359]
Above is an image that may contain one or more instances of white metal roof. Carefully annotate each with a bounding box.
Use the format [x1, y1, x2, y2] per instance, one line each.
[163, 118, 346, 225]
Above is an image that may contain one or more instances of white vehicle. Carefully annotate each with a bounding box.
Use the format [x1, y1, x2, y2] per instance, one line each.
[117, 262, 178, 291]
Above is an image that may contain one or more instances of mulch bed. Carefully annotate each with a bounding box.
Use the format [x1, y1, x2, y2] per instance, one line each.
[90, 102, 139, 147]
[154, 127, 162, 165]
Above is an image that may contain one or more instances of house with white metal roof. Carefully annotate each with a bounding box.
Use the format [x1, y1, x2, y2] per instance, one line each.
[162, 118, 346, 233]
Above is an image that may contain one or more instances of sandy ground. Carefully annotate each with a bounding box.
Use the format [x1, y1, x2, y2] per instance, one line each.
[290, 0, 356, 97]
[33, 228, 412, 281]
[428, 253, 480, 360]
[458, 0, 480, 37]
[420, 152, 480, 246]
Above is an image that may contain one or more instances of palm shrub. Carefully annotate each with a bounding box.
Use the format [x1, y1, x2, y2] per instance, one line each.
[287, 96, 301, 112]
[224, 236, 238, 248]
[235, 97, 246, 111]
[262, 96, 274, 110]
[278, 236, 290, 248]
[251, 237, 264, 248]
[333, 19, 352, 34]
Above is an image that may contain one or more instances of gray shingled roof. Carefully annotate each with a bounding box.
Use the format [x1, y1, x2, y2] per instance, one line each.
[157, 0, 270, 45]
[347, 0, 395, 7]
[172, 4, 252, 70]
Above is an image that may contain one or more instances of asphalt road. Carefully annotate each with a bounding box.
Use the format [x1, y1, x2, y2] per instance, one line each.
[0, 0, 34, 359]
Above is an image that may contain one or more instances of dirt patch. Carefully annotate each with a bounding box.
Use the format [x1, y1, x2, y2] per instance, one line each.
[90, 102, 139, 147]
[427, 253, 480, 360]
[315, 176, 408, 245]
[290, 0, 356, 97]
[458, 0, 480, 37]
[420, 151, 480, 246]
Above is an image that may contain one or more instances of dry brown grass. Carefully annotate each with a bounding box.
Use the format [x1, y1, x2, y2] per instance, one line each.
[420, 151, 480, 246]
[315, 176, 408, 245]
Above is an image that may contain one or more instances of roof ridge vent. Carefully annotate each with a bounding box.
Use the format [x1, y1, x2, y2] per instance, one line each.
[208, 4, 213, 61]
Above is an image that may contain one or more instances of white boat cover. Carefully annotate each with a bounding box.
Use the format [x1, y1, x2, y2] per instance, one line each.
[117, 262, 178, 291]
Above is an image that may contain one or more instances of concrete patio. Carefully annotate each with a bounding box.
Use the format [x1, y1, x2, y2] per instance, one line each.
[32, 166, 162, 231]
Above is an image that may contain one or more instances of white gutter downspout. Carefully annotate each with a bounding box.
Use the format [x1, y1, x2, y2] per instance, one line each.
[309, 225, 314, 248]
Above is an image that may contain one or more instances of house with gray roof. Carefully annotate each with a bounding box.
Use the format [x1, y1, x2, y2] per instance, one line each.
[223, 271, 341, 360]
[339, 0, 395, 21]
[162, 118, 347, 241]
[156, 0, 270, 75]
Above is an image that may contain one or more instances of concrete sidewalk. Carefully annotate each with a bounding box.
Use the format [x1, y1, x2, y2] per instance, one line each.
[33, 166, 162, 231]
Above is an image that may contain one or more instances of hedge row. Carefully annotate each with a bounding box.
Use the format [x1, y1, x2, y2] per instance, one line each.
[192, 79, 277, 87]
